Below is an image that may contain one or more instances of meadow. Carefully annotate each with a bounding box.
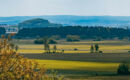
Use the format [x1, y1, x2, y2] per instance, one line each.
[17, 40, 130, 54]
[15, 39, 130, 79]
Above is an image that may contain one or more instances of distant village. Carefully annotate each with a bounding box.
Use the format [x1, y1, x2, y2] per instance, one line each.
[0, 24, 19, 34]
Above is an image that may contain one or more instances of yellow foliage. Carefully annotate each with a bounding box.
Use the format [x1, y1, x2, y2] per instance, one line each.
[0, 36, 46, 80]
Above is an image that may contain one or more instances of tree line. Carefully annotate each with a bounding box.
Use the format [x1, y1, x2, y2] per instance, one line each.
[0, 27, 5, 35]
[16, 26, 130, 40]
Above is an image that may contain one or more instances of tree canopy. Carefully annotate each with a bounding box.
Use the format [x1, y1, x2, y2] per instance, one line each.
[16, 26, 130, 40]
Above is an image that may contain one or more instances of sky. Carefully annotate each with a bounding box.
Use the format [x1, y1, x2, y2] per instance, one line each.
[0, 0, 130, 16]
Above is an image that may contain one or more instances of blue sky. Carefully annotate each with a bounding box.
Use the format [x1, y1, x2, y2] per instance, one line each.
[0, 0, 130, 16]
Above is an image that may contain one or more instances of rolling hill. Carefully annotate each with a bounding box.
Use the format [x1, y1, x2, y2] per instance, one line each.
[0, 15, 130, 28]
[19, 18, 62, 28]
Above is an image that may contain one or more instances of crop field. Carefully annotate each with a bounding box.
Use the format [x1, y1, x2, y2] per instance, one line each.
[32, 59, 130, 79]
[18, 44, 130, 54]
[31, 59, 120, 79]
[68, 76, 130, 80]
[16, 39, 130, 79]
[35, 59, 119, 71]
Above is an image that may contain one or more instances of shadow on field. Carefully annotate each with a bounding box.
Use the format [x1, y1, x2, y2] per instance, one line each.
[47, 69, 116, 76]
[22, 53, 130, 63]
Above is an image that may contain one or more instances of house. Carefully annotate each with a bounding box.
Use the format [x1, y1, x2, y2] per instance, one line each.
[0, 24, 19, 34]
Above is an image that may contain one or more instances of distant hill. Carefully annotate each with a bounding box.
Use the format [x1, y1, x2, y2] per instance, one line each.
[19, 18, 62, 28]
[1, 15, 130, 27]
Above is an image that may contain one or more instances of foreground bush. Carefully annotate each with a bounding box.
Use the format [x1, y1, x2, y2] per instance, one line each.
[0, 35, 46, 80]
[117, 62, 130, 75]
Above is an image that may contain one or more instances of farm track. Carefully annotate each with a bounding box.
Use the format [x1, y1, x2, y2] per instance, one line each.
[22, 53, 130, 63]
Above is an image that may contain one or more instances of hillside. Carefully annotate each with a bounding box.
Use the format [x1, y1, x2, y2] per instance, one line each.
[19, 18, 62, 28]
[1, 15, 130, 27]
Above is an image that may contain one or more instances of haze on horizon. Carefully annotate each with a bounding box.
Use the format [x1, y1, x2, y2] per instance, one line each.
[0, 0, 130, 17]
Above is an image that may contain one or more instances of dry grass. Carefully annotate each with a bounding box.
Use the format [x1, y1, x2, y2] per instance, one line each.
[18, 49, 44, 54]
[18, 44, 130, 54]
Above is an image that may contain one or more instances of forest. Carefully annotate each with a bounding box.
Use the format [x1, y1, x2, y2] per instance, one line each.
[16, 26, 130, 40]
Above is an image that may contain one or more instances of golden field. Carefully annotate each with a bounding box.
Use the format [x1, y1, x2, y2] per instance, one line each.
[17, 40, 130, 79]
[35, 59, 119, 71]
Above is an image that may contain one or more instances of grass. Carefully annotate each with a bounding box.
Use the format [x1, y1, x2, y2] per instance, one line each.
[33, 59, 121, 78]
[35, 59, 119, 71]
[18, 49, 44, 53]
[16, 40, 130, 54]
[17, 40, 130, 79]
[18, 44, 130, 54]
[74, 76, 130, 80]
[18, 49, 90, 54]
[68, 40, 125, 44]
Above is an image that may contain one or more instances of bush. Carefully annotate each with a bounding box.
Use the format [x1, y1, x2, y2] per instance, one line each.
[99, 51, 103, 53]
[66, 35, 80, 42]
[117, 62, 130, 75]
[0, 35, 46, 80]
[34, 38, 57, 44]
[34, 39, 44, 44]
[74, 48, 78, 51]
[49, 39, 57, 44]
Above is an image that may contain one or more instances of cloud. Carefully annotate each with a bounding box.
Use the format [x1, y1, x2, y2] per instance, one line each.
[0, 0, 130, 16]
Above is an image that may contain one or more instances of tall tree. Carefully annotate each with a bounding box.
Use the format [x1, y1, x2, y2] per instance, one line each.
[53, 45, 57, 53]
[95, 44, 99, 53]
[44, 37, 50, 53]
[90, 45, 94, 53]
[15, 45, 19, 52]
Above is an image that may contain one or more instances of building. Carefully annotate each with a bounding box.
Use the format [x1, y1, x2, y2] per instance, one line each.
[0, 24, 19, 34]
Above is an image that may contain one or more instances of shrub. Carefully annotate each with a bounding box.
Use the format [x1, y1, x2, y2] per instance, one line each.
[117, 62, 130, 75]
[49, 39, 57, 44]
[66, 35, 80, 42]
[61, 49, 64, 53]
[99, 51, 103, 53]
[34, 39, 44, 44]
[74, 48, 78, 51]
[34, 38, 57, 44]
